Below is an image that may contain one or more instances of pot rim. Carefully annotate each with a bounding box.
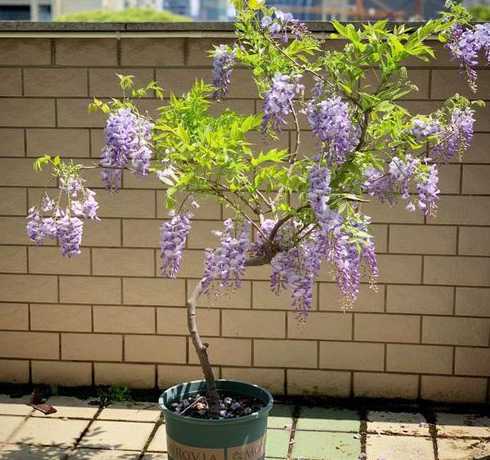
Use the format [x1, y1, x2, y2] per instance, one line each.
[159, 378, 274, 426]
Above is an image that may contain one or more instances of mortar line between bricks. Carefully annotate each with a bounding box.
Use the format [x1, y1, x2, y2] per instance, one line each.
[286, 405, 300, 460]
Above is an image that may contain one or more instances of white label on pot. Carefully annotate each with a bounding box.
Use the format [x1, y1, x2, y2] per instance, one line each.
[167, 437, 225, 460]
[166, 434, 266, 460]
[227, 434, 266, 460]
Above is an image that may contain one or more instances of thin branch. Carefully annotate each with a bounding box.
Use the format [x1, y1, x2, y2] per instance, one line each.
[208, 184, 266, 238]
[289, 100, 301, 162]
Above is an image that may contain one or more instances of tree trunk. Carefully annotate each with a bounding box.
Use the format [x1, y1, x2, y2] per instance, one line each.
[187, 279, 221, 417]
[186, 257, 271, 418]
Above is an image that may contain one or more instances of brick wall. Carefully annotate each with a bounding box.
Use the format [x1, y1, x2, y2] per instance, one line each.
[0, 33, 488, 403]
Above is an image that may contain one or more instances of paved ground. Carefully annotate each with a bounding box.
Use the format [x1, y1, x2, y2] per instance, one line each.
[0, 394, 489, 459]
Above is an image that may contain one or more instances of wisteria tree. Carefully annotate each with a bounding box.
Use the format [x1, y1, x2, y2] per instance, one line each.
[27, 1, 489, 416]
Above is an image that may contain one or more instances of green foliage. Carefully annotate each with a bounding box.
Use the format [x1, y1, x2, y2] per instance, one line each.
[469, 5, 490, 21]
[42, 0, 480, 262]
[55, 7, 189, 22]
[96, 385, 131, 406]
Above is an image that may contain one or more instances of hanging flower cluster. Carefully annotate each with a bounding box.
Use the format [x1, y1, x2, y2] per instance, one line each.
[363, 154, 441, 215]
[100, 108, 154, 190]
[270, 245, 318, 317]
[447, 23, 490, 91]
[26, 177, 99, 257]
[430, 107, 475, 161]
[261, 73, 304, 132]
[212, 45, 236, 101]
[305, 96, 360, 164]
[416, 164, 440, 216]
[260, 9, 307, 42]
[201, 220, 251, 294]
[160, 213, 192, 278]
[308, 165, 342, 231]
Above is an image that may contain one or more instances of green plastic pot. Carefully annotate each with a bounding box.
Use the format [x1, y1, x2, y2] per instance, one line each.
[159, 379, 274, 460]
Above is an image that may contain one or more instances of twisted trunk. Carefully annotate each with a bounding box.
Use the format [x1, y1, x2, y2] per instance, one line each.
[187, 256, 271, 418]
[187, 279, 221, 416]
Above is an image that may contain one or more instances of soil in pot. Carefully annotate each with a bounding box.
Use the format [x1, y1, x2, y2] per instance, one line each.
[170, 392, 265, 419]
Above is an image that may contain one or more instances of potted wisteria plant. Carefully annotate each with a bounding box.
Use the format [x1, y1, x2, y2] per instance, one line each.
[27, 0, 488, 457]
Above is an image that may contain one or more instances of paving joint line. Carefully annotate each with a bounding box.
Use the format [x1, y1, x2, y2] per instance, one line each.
[64, 405, 105, 459]
[423, 404, 439, 460]
[4, 409, 34, 444]
[359, 406, 368, 457]
[286, 405, 301, 460]
[138, 414, 165, 460]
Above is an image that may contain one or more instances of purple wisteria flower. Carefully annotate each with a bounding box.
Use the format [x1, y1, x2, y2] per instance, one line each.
[308, 165, 342, 231]
[270, 218, 378, 313]
[261, 73, 303, 132]
[431, 107, 475, 161]
[364, 155, 423, 211]
[389, 155, 419, 201]
[60, 177, 83, 196]
[474, 23, 490, 61]
[305, 96, 360, 164]
[410, 118, 441, 142]
[308, 165, 331, 220]
[327, 217, 378, 304]
[447, 25, 480, 91]
[82, 189, 99, 220]
[56, 214, 84, 257]
[26, 177, 99, 257]
[260, 9, 307, 42]
[212, 45, 236, 101]
[416, 164, 440, 216]
[201, 219, 251, 293]
[329, 233, 362, 303]
[270, 245, 317, 317]
[160, 213, 192, 278]
[447, 23, 490, 91]
[100, 108, 154, 190]
[363, 167, 396, 204]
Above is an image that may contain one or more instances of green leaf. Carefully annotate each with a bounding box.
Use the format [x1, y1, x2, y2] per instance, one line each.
[117, 74, 135, 91]
[33, 154, 51, 172]
[250, 149, 287, 167]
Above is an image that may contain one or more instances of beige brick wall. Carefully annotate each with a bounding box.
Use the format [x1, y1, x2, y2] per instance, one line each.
[0, 34, 488, 403]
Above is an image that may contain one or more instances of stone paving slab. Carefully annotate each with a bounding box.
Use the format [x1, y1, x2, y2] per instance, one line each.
[79, 420, 155, 451]
[146, 424, 167, 453]
[367, 411, 430, 436]
[366, 434, 434, 460]
[0, 444, 67, 459]
[266, 428, 290, 458]
[0, 415, 25, 442]
[69, 448, 142, 459]
[438, 437, 490, 460]
[10, 417, 90, 447]
[98, 402, 161, 423]
[292, 430, 361, 459]
[142, 454, 168, 460]
[296, 407, 360, 433]
[267, 404, 294, 429]
[32, 396, 98, 420]
[436, 412, 490, 439]
[0, 395, 34, 416]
